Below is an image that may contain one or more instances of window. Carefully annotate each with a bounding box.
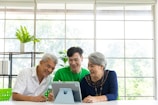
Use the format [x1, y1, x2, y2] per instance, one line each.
[0, 0, 156, 100]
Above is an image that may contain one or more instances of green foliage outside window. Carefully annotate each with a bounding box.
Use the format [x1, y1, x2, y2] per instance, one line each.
[59, 50, 68, 67]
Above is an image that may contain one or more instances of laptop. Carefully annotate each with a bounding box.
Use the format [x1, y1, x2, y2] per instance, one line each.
[52, 81, 82, 103]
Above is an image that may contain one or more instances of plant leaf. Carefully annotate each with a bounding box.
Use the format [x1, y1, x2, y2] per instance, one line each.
[15, 25, 40, 43]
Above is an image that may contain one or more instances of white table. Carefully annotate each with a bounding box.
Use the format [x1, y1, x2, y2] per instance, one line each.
[1, 100, 158, 105]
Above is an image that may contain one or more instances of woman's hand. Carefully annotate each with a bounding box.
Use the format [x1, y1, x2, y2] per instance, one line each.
[83, 95, 107, 103]
[83, 95, 96, 103]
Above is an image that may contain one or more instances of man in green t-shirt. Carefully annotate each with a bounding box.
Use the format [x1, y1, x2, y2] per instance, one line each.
[53, 47, 89, 81]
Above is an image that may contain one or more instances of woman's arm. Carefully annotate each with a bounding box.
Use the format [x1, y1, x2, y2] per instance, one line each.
[105, 71, 118, 101]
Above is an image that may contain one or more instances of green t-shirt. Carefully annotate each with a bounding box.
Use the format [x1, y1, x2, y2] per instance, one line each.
[53, 66, 89, 82]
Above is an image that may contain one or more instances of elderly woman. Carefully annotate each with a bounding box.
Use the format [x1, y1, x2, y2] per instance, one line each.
[80, 52, 118, 103]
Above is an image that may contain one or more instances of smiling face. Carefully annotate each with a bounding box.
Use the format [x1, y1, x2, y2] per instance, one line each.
[88, 61, 104, 81]
[38, 58, 56, 78]
[68, 52, 83, 73]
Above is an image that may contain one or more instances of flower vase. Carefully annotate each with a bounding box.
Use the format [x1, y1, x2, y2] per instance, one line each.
[20, 43, 25, 52]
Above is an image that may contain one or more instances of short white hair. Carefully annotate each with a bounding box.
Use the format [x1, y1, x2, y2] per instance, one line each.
[88, 52, 107, 69]
[41, 53, 58, 64]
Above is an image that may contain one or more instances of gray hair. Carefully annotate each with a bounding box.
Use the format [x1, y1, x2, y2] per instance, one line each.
[88, 52, 107, 69]
[41, 53, 58, 64]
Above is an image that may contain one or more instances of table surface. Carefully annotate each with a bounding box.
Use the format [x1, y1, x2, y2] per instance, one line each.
[1, 100, 158, 105]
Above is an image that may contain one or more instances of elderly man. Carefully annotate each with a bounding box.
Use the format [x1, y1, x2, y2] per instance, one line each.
[12, 53, 58, 102]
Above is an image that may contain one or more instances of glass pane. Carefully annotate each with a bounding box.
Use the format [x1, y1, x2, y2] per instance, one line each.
[24, 43, 34, 52]
[0, 77, 3, 88]
[5, 39, 19, 52]
[36, 21, 65, 38]
[126, 59, 154, 77]
[67, 13, 94, 20]
[12, 77, 17, 88]
[126, 78, 154, 96]
[125, 5, 153, 20]
[5, 20, 34, 38]
[36, 39, 65, 56]
[6, 5, 34, 19]
[82, 58, 88, 69]
[0, 78, 9, 88]
[118, 78, 125, 97]
[0, 54, 5, 58]
[125, 40, 153, 57]
[125, 21, 153, 39]
[66, 3, 94, 20]
[96, 40, 124, 57]
[96, 5, 124, 20]
[66, 40, 94, 57]
[37, 3, 65, 19]
[107, 59, 124, 77]
[66, 21, 94, 38]
[5, 39, 34, 52]
[0, 7, 4, 19]
[12, 58, 31, 74]
[37, 12, 65, 20]
[6, 11, 34, 19]
[0, 20, 4, 38]
[0, 39, 4, 52]
[96, 21, 124, 39]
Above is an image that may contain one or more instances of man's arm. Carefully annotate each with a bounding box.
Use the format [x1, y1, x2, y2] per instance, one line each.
[12, 92, 47, 102]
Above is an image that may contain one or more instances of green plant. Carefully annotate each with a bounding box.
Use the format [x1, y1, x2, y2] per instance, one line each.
[15, 25, 40, 43]
[59, 50, 68, 67]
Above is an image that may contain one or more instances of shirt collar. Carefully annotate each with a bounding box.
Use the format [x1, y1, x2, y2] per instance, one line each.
[32, 66, 38, 78]
[32, 66, 52, 82]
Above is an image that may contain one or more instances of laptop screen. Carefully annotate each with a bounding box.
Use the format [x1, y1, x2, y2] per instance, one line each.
[52, 81, 82, 103]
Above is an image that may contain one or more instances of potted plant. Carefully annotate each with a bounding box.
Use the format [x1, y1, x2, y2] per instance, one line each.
[59, 50, 68, 67]
[15, 25, 40, 52]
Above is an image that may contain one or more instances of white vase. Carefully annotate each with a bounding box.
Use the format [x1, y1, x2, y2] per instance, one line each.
[20, 43, 25, 52]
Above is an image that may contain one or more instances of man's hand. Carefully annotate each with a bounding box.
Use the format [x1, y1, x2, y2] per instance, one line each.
[47, 92, 54, 101]
[31, 95, 47, 102]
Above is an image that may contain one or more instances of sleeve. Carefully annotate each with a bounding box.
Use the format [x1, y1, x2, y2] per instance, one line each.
[80, 78, 87, 99]
[12, 70, 27, 94]
[105, 71, 118, 101]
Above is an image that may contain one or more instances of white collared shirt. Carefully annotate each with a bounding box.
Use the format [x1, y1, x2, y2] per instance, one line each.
[13, 67, 52, 96]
